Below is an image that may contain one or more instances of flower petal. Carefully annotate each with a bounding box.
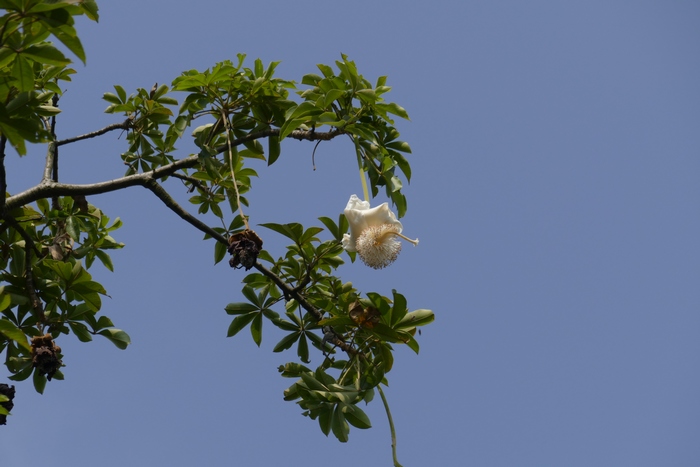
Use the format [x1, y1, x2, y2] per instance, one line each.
[342, 195, 403, 252]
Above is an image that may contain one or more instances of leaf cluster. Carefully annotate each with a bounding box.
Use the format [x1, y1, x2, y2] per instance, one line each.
[0, 196, 129, 393]
[0, 0, 97, 154]
[0, 2, 433, 456]
[224, 217, 434, 442]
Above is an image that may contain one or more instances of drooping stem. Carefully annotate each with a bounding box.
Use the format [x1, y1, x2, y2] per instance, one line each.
[378, 384, 404, 467]
[353, 137, 370, 202]
[220, 110, 249, 230]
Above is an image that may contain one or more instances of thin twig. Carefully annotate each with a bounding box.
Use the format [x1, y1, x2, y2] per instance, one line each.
[140, 177, 226, 244]
[169, 172, 210, 193]
[55, 119, 133, 147]
[217, 128, 343, 155]
[220, 110, 249, 230]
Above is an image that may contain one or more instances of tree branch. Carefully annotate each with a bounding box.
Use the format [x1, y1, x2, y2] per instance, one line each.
[0, 135, 6, 216]
[169, 172, 210, 193]
[7, 128, 342, 212]
[42, 141, 57, 183]
[217, 128, 344, 154]
[252, 261, 358, 356]
[5, 155, 200, 211]
[55, 119, 133, 147]
[140, 177, 226, 243]
[50, 95, 60, 210]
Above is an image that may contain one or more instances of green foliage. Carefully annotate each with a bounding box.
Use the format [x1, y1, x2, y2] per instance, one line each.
[225, 220, 433, 441]
[0, 196, 130, 389]
[0, 1, 433, 457]
[0, 0, 97, 154]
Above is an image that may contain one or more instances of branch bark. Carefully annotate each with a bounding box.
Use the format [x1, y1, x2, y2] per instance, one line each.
[6, 128, 343, 211]
[0, 135, 6, 216]
[56, 119, 133, 147]
[141, 177, 226, 243]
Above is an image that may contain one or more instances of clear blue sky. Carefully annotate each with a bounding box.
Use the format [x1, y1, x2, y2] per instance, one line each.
[2, 1, 699, 466]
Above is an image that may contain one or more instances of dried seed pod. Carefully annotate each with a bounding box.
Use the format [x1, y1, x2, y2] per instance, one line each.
[31, 334, 63, 381]
[0, 383, 15, 425]
[228, 230, 263, 270]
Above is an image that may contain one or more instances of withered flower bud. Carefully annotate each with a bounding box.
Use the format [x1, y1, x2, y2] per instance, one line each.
[228, 229, 263, 270]
[31, 334, 63, 381]
[349, 300, 381, 328]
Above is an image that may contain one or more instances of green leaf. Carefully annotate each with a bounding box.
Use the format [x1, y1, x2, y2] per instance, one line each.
[93, 250, 114, 272]
[376, 102, 409, 120]
[11, 55, 35, 92]
[390, 290, 408, 326]
[272, 332, 299, 353]
[250, 313, 263, 347]
[318, 405, 332, 436]
[331, 404, 349, 442]
[97, 328, 131, 349]
[22, 44, 70, 66]
[404, 333, 420, 354]
[260, 222, 303, 243]
[297, 333, 309, 363]
[49, 25, 87, 64]
[395, 309, 435, 329]
[0, 290, 11, 312]
[102, 92, 122, 105]
[343, 404, 372, 429]
[318, 316, 355, 327]
[68, 321, 93, 342]
[226, 312, 255, 337]
[44, 259, 73, 281]
[74, 290, 101, 312]
[0, 319, 30, 351]
[300, 372, 328, 392]
[318, 216, 339, 241]
[214, 241, 227, 265]
[267, 134, 280, 166]
[33, 369, 47, 394]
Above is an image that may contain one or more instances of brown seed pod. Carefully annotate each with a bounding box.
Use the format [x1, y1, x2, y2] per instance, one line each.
[31, 334, 63, 381]
[228, 229, 263, 270]
[0, 383, 15, 425]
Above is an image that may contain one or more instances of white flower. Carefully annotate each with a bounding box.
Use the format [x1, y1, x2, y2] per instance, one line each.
[342, 194, 418, 269]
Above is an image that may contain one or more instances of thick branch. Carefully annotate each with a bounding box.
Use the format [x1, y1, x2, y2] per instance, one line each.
[8, 128, 342, 211]
[5, 155, 200, 211]
[56, 119, 133, 147]
[42, 142, 57, 182]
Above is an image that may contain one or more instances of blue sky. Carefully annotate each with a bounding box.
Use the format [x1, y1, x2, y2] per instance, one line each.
[2, 1, 699, 466]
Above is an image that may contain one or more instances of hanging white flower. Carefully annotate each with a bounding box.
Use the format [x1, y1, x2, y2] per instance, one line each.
[342, 194, 418, 269]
